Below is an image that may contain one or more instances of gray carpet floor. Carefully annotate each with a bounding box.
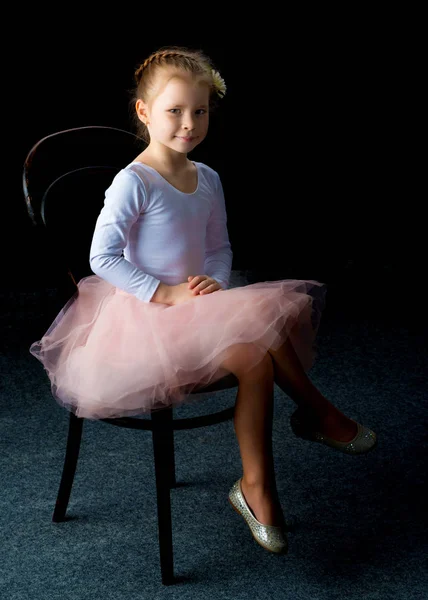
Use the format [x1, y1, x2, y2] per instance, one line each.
[1, 271, 427, 599]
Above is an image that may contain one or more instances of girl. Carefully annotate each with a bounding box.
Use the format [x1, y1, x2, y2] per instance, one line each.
[30, 46, 376, 555]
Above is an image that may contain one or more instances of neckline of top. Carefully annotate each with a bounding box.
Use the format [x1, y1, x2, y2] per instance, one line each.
[131, 161, 199, 196]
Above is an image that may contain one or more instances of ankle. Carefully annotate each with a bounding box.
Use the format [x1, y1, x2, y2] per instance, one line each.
[241, 474, 274, 491]
[240, 477, 284, 526]
[241, 476, 280, 506]
[295, 402, 344, 423]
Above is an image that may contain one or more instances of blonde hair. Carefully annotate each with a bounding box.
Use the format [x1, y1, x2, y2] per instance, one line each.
[130, 46, 223, 142]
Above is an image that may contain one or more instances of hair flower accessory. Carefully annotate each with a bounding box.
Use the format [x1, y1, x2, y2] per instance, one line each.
[211, 69, 227, 98]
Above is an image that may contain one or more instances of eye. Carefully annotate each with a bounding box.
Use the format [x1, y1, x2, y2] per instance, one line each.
[196, 109, 207, 115]
[168, 108, 181, 114]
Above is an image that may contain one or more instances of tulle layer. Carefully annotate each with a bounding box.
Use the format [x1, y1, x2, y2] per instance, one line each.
[30, 275, 326, 419]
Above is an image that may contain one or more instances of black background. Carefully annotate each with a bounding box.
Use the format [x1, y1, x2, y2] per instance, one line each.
[4, 14, 423, 299]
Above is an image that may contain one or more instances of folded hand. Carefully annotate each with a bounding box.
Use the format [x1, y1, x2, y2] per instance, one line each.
[187, 275, 223, 295]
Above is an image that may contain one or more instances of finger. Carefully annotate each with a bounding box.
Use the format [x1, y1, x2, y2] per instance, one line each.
[192, 283, 207, 294]
[203, 283, 222, 293]
[194, 280, 212, 293]
[188, 276, 199, 289]
[199, 283, 219, 294]
[189, 276, 206, 290]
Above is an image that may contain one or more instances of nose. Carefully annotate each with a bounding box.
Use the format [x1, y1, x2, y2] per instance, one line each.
[182, 113, 196, 131]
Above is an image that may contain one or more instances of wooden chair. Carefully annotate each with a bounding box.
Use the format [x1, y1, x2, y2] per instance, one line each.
[22, 125, 238, 585]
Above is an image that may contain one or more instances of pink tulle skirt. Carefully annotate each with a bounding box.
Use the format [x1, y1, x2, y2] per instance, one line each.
[30, 275, 326, 419]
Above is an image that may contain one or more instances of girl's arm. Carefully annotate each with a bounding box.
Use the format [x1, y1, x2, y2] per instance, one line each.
[89, 169, 161, 302]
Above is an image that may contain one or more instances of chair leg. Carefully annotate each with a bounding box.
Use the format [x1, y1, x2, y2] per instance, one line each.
[52, 412, 84, 522]
[163, 406, 176, 487]
[151, 408, 175, 585]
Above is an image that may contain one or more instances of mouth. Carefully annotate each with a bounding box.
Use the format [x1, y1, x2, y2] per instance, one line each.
[176, 136, 196, 142]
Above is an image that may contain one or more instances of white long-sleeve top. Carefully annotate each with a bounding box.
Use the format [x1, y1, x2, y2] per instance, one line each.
[89, 161, 233, 302]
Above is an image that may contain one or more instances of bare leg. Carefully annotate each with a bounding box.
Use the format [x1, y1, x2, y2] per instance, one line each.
[222, 345, 284, 526]
[268, 337, 358, 441]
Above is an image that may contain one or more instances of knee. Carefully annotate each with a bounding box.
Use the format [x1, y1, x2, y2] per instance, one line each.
[242, 351, 274, 385]
[255, 352, 274, 380]
[222, 343, 273, 381]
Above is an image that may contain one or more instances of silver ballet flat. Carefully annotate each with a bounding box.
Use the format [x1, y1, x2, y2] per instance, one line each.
[290, 409, 377, 455]
[228, 478, 288, 554]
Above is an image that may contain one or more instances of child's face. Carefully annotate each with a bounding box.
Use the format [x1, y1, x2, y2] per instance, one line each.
[137, 71, 210, 155]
